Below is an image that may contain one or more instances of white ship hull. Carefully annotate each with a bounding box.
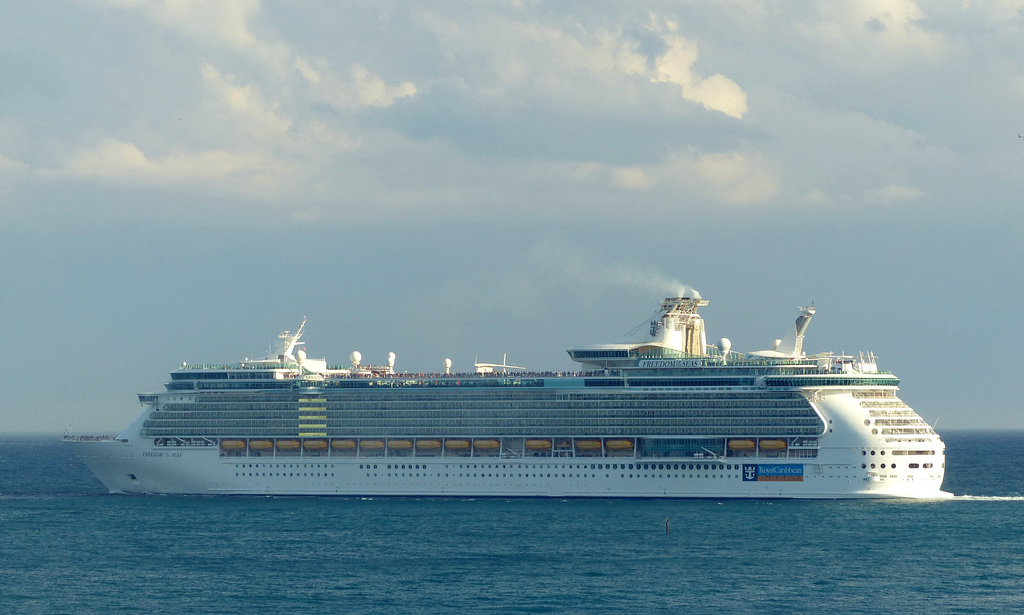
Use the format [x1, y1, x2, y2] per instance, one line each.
[65, 436, 950, 499]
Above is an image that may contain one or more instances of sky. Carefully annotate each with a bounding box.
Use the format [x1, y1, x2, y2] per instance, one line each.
[2, 1, 1023, 433]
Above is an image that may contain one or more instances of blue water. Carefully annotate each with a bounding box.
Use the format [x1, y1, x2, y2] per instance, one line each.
[1, 432, 1022, 614]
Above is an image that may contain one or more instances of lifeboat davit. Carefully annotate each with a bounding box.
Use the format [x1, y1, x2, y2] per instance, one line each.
[248, 439, 273, 451]
[605, 439, 634, 451]
[759, 439, 788, 451]
[525, 439, 551, 450]
[474, 439, 500, 451]
[388, 440, 413, 450]
[220, 439, 246, 450]
[360, 440, 385, 451]
[276, 439, 301, 451]
[416, 439, 442, 451]
[304, 439, 328, 451]
[444, 439, 470, 450]
[331, 439, 357, 450]
[728, 439, 756, 451]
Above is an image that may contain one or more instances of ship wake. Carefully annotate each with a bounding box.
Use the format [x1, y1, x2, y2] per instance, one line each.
[951, 494, 1024, 501]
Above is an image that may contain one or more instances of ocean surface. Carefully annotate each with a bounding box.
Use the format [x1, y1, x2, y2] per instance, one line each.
[1, 431, 1022, 614]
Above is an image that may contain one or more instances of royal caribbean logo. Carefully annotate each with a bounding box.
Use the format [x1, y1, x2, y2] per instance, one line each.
[742, 464, 804, 482]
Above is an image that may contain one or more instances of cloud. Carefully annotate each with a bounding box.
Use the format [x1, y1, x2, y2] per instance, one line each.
[610, 166, 653, 190]
[104, 0, 271, 55]
[200, 63, 292, 136]
[4, 1, 1012, 227]
[0, 153, 28, 173]
[794, 0, 950, 69]
[601, 149, 779, 206]
[350, 64, 418, 107]
[107, 0, 417, 110]
[417, 10, 746, 119]
[61, 139, 262, 183]
[688, 151, 778, 204]
[647, 21, 749, 119]
[861, 183, 926, 205]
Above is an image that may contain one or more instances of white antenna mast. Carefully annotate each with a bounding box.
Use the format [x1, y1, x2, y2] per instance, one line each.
[280, 316, 306, 359]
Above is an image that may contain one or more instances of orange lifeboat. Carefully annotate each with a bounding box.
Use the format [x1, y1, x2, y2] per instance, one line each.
[304, 439, 328, 451]
[248, 439, 274, 451]
[276, 439, 301, 451]
[605, 439, 634, 451]
[759, 439, 788, 451]
[359, 440, 385, 451]
[474, 439, 500, 451]
[575, 440, 602, 451]
[416, 439, 442, 451]
[444, 439, 470, 451]
[331, 439, 357, 451]
[220, 439, 246, 451]
[388, 440, 413, 451]
[525, 439, 551, 450]
[728, 439, 756, 451]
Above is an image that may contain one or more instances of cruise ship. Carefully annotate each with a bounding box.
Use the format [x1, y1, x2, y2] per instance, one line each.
[65, 292, 950, 498]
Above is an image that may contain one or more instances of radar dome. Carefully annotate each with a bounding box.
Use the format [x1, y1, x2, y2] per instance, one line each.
[296, 348, 307, 362]
[719, 338, 732, 354]
[350, 351, 362, 366]
[387, 352, 396, 368]
[444, 358, 453, 374]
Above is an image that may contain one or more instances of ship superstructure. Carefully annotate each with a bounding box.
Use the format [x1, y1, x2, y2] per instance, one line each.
[66, 292, 949, 498]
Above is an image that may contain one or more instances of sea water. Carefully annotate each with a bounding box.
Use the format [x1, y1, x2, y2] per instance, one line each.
[1, 431, 1022, 614]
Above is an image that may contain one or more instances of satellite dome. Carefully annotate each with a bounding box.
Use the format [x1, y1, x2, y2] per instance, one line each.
[296, 348, 307, 362]
[719, 338, 732, 354]
[387, 352, 396, 368]
[350, 351, 362, 366]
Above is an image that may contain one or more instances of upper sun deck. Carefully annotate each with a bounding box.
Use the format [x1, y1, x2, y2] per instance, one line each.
[161, 353, 896, 397]
[161, 292, 892, 392]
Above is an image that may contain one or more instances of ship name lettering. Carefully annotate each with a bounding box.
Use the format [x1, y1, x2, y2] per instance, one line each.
[638, 359, 702, 368]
